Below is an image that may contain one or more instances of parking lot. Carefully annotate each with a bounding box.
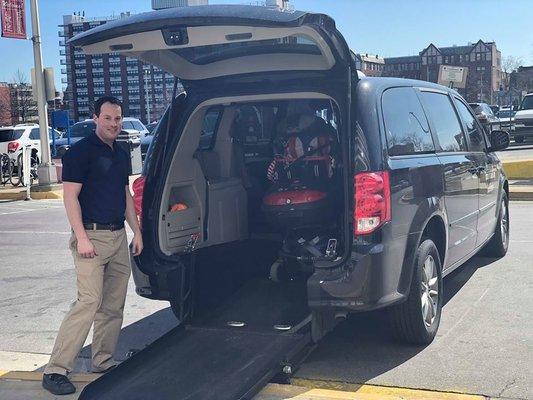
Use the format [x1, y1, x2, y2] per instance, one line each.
[0, 199, 531, 399]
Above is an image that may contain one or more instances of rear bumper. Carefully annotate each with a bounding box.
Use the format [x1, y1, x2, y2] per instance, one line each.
[307, 242, 408, 312]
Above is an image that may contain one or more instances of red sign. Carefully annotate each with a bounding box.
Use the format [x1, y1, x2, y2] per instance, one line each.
[1, 0, 26, 39]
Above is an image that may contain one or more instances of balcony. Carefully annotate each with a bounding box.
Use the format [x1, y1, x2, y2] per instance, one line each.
[60, 59, 67, 65]
[61, 68, 67, 74]
[60, 50, 66, 56]
[58, 30, 67, 37]
[61, 78, 68, 84]
[59, 40, 66, 46]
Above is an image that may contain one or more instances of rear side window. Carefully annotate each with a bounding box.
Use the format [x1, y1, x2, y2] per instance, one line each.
[122, 121, 135, 130]
[421, 92, 466, 152]
[0, 129, 24, 142]
[132, 121, 146, 131]
[382, 87, 434, 156]
[454, 99, 486, 152]
[197, 108, 222, 150]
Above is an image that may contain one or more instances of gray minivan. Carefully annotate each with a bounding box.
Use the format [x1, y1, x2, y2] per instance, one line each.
[71, 6, 510, 399]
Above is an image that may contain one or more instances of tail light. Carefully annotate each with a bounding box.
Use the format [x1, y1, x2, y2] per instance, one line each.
[132, 176, 146, 229]
[354, 171, 391, 235]
[8, 141, 19, 153]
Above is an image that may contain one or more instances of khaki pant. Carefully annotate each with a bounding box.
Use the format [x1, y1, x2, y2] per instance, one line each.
[45, 228, 131, 375]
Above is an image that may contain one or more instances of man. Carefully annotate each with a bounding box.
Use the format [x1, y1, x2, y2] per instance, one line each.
[42, 96, 143, 395]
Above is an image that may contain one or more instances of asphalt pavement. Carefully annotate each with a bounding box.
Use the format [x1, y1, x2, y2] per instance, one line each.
[0, 199, 531, 399]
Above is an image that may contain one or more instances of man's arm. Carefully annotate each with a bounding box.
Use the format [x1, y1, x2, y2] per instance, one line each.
[63, 182, 97, 258]
[125, 185, 143, 256]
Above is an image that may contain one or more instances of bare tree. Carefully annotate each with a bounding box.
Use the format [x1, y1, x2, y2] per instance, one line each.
[10, 69, 38, 123]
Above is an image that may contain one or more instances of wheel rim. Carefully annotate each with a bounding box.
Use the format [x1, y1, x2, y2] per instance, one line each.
[420, 255, 439, 328]
[501, 200, 509, 247]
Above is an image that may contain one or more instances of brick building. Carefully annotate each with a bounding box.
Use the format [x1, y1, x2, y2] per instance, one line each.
[353, 53, 385, 77]
[356, 40, 503, 103]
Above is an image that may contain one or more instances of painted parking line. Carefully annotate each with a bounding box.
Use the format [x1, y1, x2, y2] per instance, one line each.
[0, 371, 97, 383]
[0, 231, 70, 235]
[285, 379, 486, 400]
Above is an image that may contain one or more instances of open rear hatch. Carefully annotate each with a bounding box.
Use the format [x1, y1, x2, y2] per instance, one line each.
[68, 4, 353, 88]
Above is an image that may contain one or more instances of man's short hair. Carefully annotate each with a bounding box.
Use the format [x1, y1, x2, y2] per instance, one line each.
[93, 96, 123, 117]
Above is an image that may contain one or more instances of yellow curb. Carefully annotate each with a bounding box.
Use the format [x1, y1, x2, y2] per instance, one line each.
[288, 379, 485, 400]
[29, 190, 63, 200]
[0, 370, 97, 383]
[502, 159, 533, 179]
[0, 191, 25, 200]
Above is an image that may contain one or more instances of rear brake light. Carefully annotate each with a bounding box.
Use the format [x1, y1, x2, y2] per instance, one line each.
[8, 141, 19, 153]
[354, 171, 391, 235]
[132, 176, 146, 229]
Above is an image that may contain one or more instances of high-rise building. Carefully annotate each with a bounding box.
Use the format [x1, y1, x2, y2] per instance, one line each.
[152, 0, 207, 10]
[59, 13, 180, 123]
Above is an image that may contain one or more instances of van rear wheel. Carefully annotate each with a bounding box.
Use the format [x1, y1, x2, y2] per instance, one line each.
[389, 239, 443, 345]
[481, 192, 509, 258]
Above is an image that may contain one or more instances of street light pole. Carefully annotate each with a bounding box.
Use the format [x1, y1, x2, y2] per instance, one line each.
[29, 0, 57, 185]
[144, 69, 151, 123]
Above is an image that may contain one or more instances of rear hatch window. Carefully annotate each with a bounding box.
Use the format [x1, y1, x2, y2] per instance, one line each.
[0, 129, 24, 142]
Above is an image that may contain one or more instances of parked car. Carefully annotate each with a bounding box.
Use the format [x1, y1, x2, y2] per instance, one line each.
[53, 120, 96, 158]
[72, 5, 510, 349]
[468, 102, 500, 133]
[140, 121, 159, 161]
[512, 93, 533, 143]
[121, 117, 149, 138]
[489, 104, 500, 115]
[497, 108, 516, 131]
[146, 121, 158, 134]
[0, 124, 61, 163]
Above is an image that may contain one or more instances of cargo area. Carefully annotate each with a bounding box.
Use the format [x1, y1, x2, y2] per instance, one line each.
[159, 94, 346, 287]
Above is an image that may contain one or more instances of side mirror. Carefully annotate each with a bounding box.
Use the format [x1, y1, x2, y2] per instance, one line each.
[488, 130, 509, 152]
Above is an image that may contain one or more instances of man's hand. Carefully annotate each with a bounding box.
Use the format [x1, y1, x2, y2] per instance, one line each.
[77, 237, 97, 258]
[131, 233, 143, 256]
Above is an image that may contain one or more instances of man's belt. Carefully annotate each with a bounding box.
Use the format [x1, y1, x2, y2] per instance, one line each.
[83, 222, 125, 231]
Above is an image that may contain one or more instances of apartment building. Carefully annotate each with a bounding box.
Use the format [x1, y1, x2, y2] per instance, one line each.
[59, 13, 180, 123]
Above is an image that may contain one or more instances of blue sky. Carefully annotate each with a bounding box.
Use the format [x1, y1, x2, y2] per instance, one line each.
[0, 0, 531, 89]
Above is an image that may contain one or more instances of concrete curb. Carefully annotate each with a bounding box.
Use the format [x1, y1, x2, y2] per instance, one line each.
[502, 159, 533, 180]
[0, 372, 486, 400]
[0, 189, 63, 201]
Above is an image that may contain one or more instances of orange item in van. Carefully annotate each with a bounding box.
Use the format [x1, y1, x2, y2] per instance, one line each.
[170, 203, 188, 212]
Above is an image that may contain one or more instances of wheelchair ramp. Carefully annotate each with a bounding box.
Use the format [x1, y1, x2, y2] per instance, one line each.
[79, 325, 309, 400]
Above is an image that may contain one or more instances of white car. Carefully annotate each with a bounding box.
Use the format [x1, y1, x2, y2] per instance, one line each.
[121, 117, 149, 139]
[513, 93, 533, 143]
[0, 124, 61, 163]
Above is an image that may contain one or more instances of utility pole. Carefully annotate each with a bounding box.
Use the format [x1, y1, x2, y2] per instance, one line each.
[30, 0, 57, 185]
[144, 68, 151, 123]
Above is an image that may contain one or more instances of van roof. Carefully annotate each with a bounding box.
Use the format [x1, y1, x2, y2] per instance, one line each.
[357, 77, 459, 95]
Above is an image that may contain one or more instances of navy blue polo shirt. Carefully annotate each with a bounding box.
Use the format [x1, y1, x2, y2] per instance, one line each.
[62, 133, 130, 224]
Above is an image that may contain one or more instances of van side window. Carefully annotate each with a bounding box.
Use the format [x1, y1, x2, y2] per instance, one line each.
[197, 108, 222, 150]
[382, 87, 434, 156]
[420, 92, 466, 152]
[454, 99, 486, 152]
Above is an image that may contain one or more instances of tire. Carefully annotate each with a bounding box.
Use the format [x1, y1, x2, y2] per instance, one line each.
[482, 192, 509, 258]
[389, 239, 443, 345]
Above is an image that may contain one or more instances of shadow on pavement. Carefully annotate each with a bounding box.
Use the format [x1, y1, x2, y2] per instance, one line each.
[79, 307, 178, 363]
[295, 254, 501, 383]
